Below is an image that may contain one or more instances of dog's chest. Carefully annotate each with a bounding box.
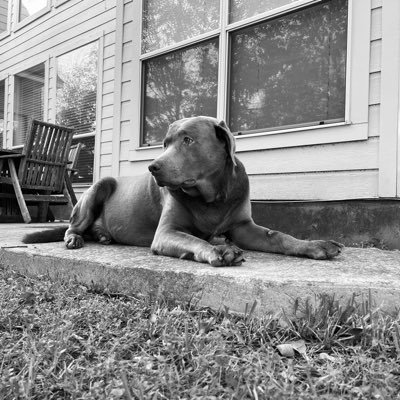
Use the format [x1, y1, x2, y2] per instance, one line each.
[191, 204, 234, 236]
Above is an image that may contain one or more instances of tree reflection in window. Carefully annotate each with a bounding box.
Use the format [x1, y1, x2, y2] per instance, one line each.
[229, 0, 348, 133]
[142, 0, 220, 53]
[142, 39, 219, 145]
[56, 42, 98, 135]
[229, 0, 299, 23]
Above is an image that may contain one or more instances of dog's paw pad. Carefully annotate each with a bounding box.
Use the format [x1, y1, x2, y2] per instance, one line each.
[98, 235, 112, 245]
[210, 245, 245, 267]
[65, 234, 84, 249]
[307, 240, 344, 259]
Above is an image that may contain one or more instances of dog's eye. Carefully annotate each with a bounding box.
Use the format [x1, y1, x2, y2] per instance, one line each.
[183, 136, 194, 145]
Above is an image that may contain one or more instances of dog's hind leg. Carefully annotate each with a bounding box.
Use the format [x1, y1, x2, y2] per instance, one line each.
[91, 217, 113, 245]
[65, 177, 117, 249]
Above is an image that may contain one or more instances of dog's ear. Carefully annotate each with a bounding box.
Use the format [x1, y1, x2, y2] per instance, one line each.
[215, 120, 237, 167]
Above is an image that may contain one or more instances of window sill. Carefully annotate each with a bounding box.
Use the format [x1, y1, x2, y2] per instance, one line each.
[128, 121, 368, 162]
[14, 5, 52, 33]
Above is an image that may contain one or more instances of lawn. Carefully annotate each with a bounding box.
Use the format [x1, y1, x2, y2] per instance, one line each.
[1, 266, 400, 399]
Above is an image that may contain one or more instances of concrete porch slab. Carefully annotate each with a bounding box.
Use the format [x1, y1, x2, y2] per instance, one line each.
[1, 223, 400, 315]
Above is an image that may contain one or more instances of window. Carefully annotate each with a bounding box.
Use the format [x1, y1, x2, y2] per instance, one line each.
[19, 0, 47, 22]
[143, 39, 219, 144]
[229, 0, 347, 133]
[0, 79, 4, 148]
[0, 0, 9, 34]
[140, 0, 348, 145]
[56, 42, 99, 184]
[13, 63, 45, 146]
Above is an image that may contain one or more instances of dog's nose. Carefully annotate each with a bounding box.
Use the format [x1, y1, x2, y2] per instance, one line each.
[148, 162, 161, 173]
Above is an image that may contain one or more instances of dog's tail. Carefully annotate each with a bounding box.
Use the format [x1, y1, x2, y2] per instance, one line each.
[22, 226, 68, 244]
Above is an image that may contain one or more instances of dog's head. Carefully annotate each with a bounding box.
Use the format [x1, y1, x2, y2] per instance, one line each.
[148, 116, 237, 202]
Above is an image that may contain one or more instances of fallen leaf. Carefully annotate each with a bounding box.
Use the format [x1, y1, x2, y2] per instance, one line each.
[277, 340, 307, 359]
[149, 313, 157, 324]
[319, 352, 336, 362]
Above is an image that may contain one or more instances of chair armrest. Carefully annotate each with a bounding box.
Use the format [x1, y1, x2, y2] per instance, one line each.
[0, 154, 25, 159]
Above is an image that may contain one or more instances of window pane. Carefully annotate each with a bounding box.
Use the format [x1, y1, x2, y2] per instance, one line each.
[0, 0, 9, 33]
[19, 0, 47, 22]
[0, 79, 4, 148]
[142, 39, 219, 145]
[229, 0, 347, 133]
[230, 0, 300, 23]
[142, 0, 220, 53]
[14, 63, 45, 146]
[71, 136, 94, 184]
[56, 42, 98, 135]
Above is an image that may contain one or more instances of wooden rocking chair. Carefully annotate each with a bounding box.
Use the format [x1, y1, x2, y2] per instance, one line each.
[64, 142, 83, 206]
[0, 120, 76, 223]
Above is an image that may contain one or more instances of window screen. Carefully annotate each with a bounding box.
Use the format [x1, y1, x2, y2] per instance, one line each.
[19, 0, 47, 22]
[0, 0, 9, 33]
[0, 79, 4, 148]
[142, 39, 219, 145]
[56, 42, 99, 184]
[13, 63, 45, 146]
[228, 0, 347, 133]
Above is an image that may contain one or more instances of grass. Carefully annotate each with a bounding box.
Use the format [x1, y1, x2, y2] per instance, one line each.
[1, 267, 400, 399]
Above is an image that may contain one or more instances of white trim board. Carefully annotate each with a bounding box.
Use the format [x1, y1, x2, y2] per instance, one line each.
[379, 0, 400, 197]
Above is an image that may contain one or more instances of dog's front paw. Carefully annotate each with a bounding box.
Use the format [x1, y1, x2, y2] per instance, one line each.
[65, 233, 84, 249]
[209, 244, 245, 267]
[306, 240, 344, 259]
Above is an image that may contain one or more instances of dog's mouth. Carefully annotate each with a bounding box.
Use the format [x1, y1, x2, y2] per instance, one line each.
[154, 177, 197, 190]
[181, 179, 197, 188]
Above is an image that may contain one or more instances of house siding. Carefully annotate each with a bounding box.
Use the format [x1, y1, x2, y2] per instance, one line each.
[1, 0, 398, 202]
[114, 0, 390, 201]
[0, 0, 117, 190]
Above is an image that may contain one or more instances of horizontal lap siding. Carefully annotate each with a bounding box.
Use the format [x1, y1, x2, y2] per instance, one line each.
[0, 0, 117, 184]
[246, 1, 382, 200]
[117, 1, 382, 201]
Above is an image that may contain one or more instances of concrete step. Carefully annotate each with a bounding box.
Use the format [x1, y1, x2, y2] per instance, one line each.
[1, 223, 400, 315]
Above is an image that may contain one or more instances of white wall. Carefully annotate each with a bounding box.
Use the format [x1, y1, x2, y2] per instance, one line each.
[110, 0, 395, 201]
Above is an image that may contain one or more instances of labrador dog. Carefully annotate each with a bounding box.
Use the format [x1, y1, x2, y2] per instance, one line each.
[23, 116, 343, 266]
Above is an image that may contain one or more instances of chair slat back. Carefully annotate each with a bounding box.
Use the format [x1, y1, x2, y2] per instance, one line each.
[18, 120, 74, 192]
[67, 142, 83, 175]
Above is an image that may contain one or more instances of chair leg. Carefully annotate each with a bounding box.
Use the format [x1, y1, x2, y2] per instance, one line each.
[64, 172, 77, 206]
[38, 191, 51, 223]
[8, 159, 32, 223]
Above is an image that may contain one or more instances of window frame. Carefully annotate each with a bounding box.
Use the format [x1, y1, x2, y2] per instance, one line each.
[10, 58, 49, 149]
[129, 0, 370, 162]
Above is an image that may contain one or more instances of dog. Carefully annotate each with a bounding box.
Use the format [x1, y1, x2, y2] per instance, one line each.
[23, 116, 343, 266]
